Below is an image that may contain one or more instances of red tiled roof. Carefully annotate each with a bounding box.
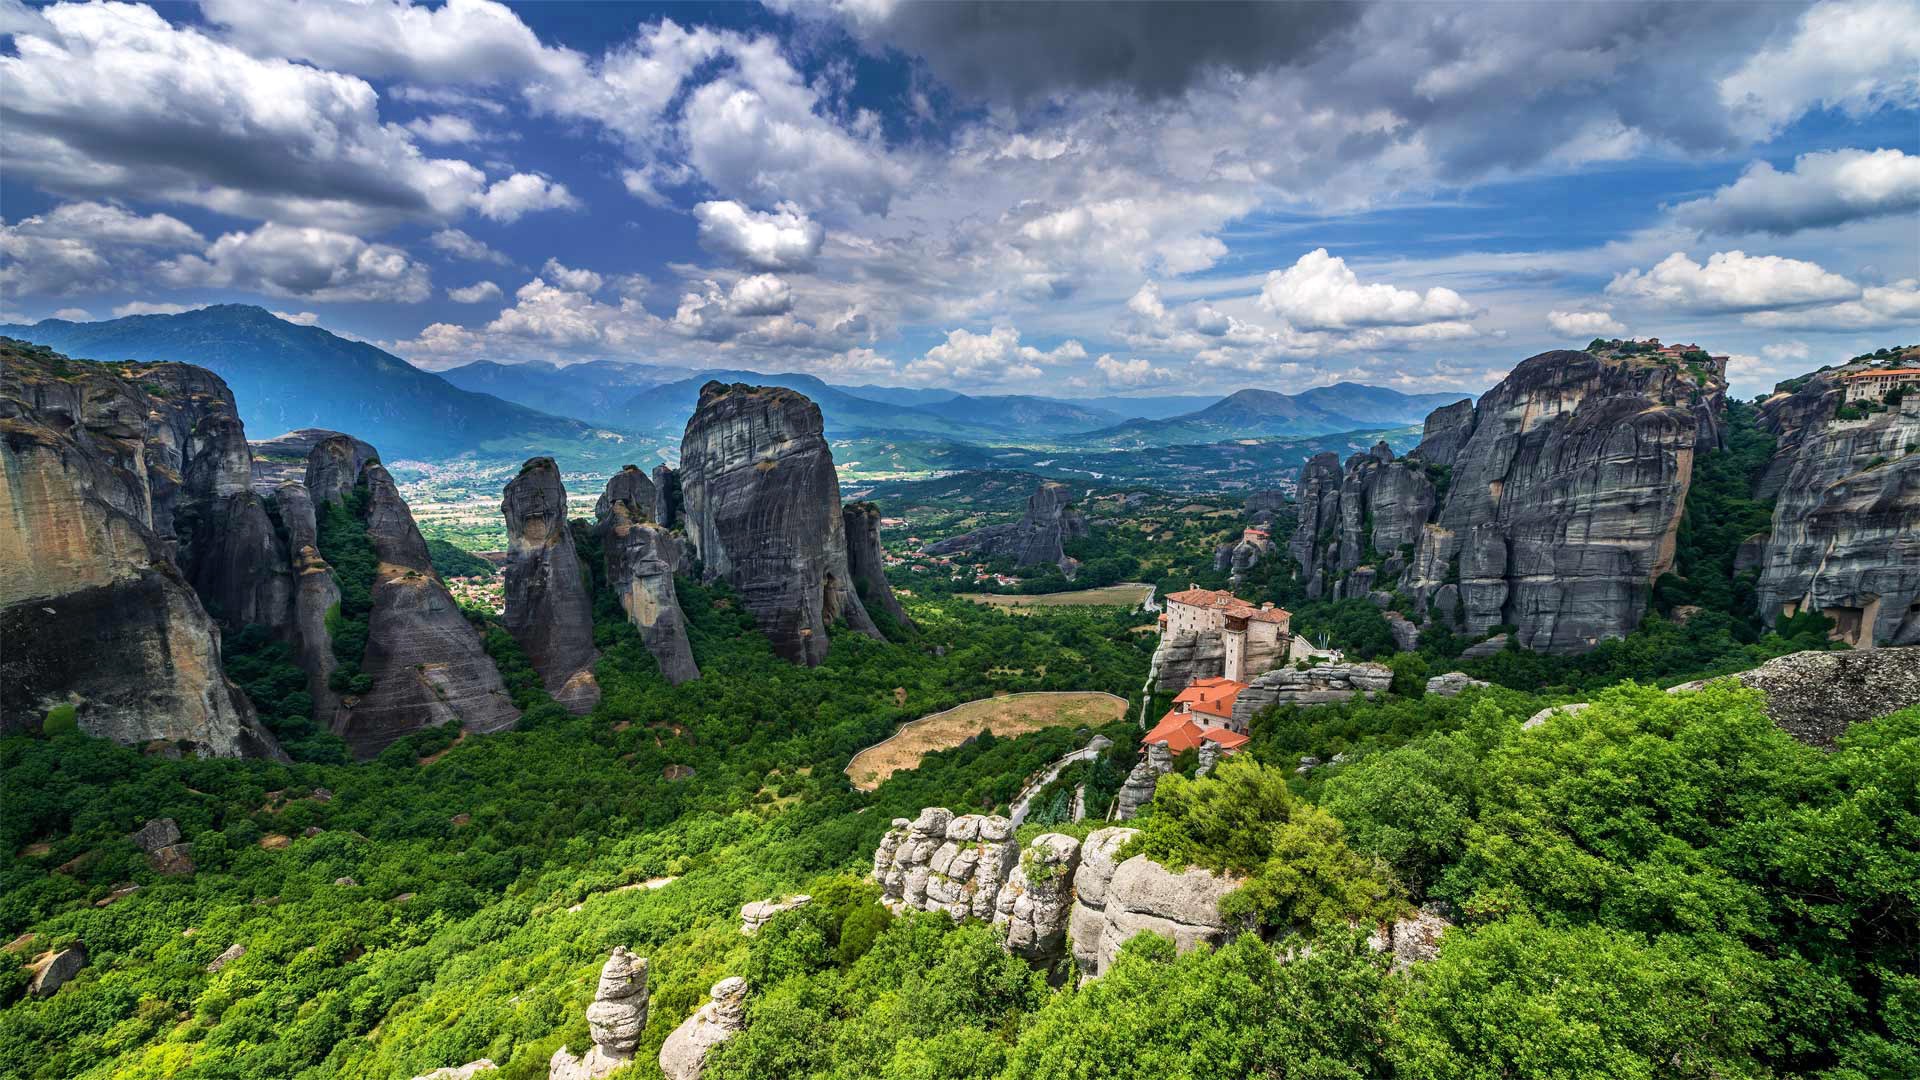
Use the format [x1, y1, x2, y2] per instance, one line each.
[1143, 712, 1251, 754]
[1844, 368, 1920, 379]
[1173, 678, 1246, 719]
[1165, 588, 1291, 624]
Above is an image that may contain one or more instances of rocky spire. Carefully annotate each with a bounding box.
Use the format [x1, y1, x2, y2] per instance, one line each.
[841, 500, 913, 630]
[677, 382, 880, 666]
[316, 447, 519, 758]
[549, 947, 649, 1080]
[1113, 743, 1172, 821]
[501, 458, 600, 713]
[596, 469, 700, 685]
[924, 480, 1089, 576]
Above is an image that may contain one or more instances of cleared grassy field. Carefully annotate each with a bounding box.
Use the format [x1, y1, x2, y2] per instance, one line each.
[845, 691, 1128, 791]
[958, 583, 1154, 611]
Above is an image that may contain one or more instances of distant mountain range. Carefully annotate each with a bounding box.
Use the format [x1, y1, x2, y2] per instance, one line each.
[1079, 384, 1472, 447]
[2, 306, 1478, 468]
[0, 305, 621, 463]
[440, 358, 697, 427]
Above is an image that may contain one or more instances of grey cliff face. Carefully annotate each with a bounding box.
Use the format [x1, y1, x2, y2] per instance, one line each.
[321, 454, 519, 758]
[502, 458, 600, 713]
[303, 432, 376, 507]
[842, 500, 913, 629]
[872, 808, 1017, 921]
[271, 480, 343, 721]
[924, 480, 1089, 575]
[597, 469, 700, 685]
[650, 464, 681, 530]
[1229, 662, 1393, 726]
[1755, 387, 1920, 648]
[1291, 349, 1724, 653]
[993, 832, 1082, 966]
[0, 345, 285, 759]
[677, 382, 880, 666]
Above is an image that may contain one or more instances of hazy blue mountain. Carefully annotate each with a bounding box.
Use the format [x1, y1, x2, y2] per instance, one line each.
[827, 384, 962, 407]
[0, 305, 621, 462]
[1078, 383, 1472, 447]
[622, 371, 1010, 440]
[913, 393, 1123, 434]
[440, 358, 696, 427]
[1056, 394, 1224, 421]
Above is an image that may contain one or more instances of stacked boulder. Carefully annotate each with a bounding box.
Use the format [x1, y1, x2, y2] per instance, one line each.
[872, 808, 1016, 921]
[549, 947, 648, 1080]
[130, 817, 194, 876]
[659, 977, 748, 1080]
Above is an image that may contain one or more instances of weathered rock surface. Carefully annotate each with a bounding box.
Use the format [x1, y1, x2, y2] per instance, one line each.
[502, 458, 599, 713]
[925, 480, 1089, 575]
[1113, 742, 1172, 821]
[27, 945, 86, 997]
[272, 479, 344, 721]
[1459, 633, 1509, 659]
[1755, 389, 1920, 648]
[1523, 702, 1590, 730]
[1229, 663, 1394, 726]
[597, 470, 699, 684]
[651, 465, 681, 529]
[1083, 855, 1239, 981]
[873, 808, 1016, 920]
[323, 456, 518, 758]
[1292, 349, 1724, 653]
[993, 833, 1081, 965]
[678, 382, 880, 665]
[842, 500, 913, 629]
[206, 942, 246, 973]
[550, 947, 649, 1080]
[740, 894, 811, 935]
[131, 817, 195, 876]
[1667, 645, 1920, 747]
[1066, 827, 1137, 977]
[1367, 906, 1454, 972]
[412, 1062, 496, 1080]
[1424, 672, 1489, 697]
[1148, 630, 1228, 694]
[658, 976, 747, 1080]
[0, 342, 284, 758]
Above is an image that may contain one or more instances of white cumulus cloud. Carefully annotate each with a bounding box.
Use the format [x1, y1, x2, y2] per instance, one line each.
[693, 200, 825, 270]
[1670, 147, 1920, 235]
[1260, 249, 1476, 330]
[1546, 309, 1627, 338]
[161, 223, 432, 303]
[1605, 250, 1860, 314]
[448, 280, 502, 303]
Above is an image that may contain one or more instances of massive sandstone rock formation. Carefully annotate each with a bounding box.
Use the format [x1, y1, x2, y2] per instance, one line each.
[550, 947, 649, 1080]
[1, 341, 284, 758]
[925, 480, 1089, 576]
[327, 457, 519, 757]
[677, 382, 881, 665]
[1290, 348, 1725, 653]
[1753, 370, 1919, 648]
[842, 500, 913, 630]
[501, 458, 599, 712]
[595, 466, 699, 684]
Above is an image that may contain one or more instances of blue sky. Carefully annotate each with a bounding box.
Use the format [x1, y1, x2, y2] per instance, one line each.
[2, 0, 1916, 400]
